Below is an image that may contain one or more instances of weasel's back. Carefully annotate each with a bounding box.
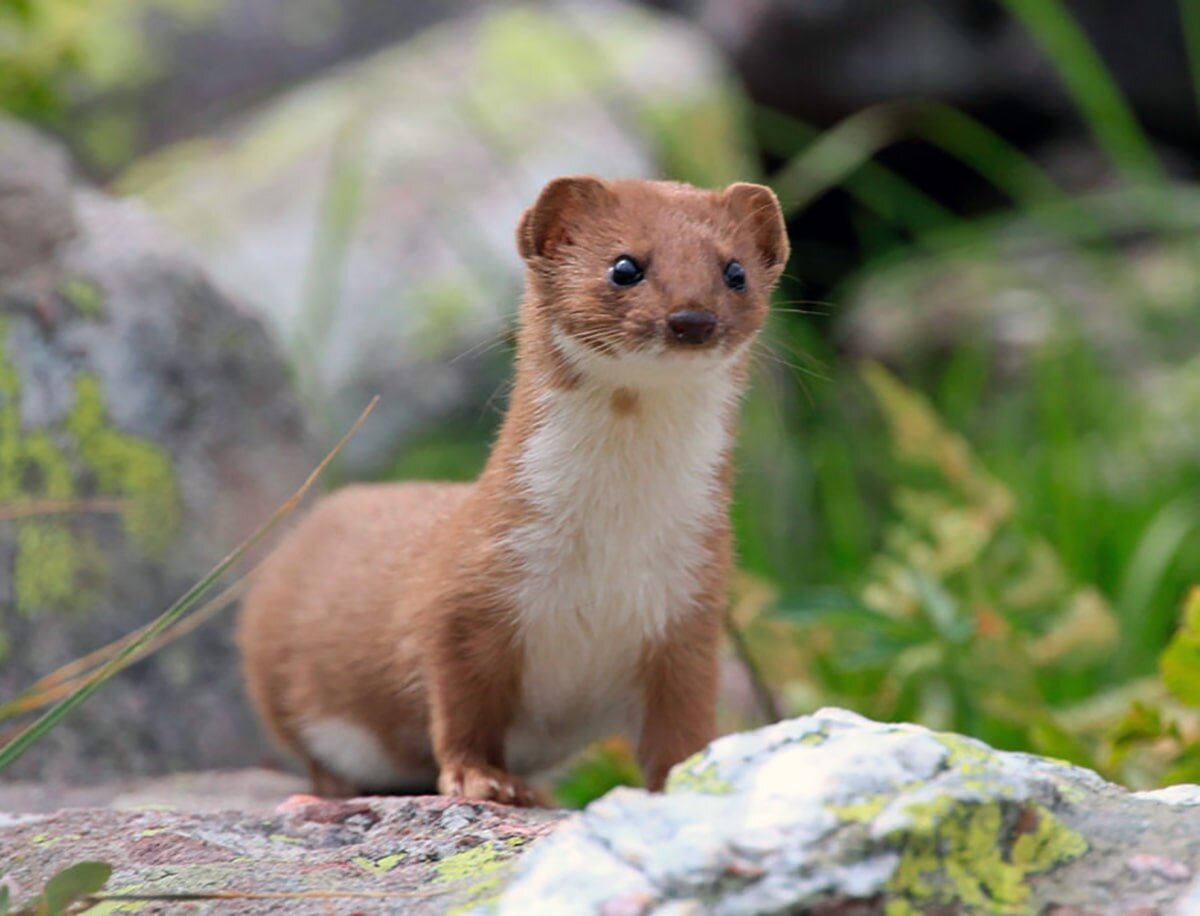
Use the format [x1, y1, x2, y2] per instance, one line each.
[236, 481, 473, 775]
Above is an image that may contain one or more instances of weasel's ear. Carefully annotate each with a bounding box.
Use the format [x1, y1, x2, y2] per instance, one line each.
[723, 183, 789, 276]
[517, 176, 615, 261]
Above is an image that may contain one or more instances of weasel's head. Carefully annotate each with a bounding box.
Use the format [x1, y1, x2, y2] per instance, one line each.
[516, 177, 788, 385]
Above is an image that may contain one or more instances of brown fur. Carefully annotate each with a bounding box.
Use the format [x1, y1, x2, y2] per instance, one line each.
[236, 176, 789, 803]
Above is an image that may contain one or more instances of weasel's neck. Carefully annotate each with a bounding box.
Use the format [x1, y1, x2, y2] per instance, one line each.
[487, 334, 743, 519]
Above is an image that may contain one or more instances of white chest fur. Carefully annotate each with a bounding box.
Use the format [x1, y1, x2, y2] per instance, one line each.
[503, 355, 738, 775]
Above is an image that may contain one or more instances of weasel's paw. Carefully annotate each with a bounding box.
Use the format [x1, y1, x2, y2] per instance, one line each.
[438, 763, 537, 807]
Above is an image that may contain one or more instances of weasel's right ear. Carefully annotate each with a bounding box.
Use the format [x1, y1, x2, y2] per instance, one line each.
[723, 182, 789, 277]
[517, 176, 614, 261]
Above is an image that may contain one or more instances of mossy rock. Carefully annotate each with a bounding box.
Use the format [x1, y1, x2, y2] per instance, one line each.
[0, 118, 312, 783]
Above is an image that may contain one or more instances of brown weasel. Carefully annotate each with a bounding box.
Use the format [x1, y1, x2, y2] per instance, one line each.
[236, 176, 789, 804]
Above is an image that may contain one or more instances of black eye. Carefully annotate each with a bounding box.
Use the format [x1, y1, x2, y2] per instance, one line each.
[724, 260, 747, 292]
[608, 255, 644, 288]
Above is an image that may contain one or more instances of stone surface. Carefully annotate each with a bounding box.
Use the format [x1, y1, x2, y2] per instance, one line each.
[838, 224, 1200, 375]
[495, 709, 1200, 914]
[0, 767, 306, 815]
[0, 790, 565, 915]
[68, 0, 481, 173]
[0, 116, 313, 783]
[0, 121, 77, 276]
[7, 713, 1200, 912]
[124, 0, 752, 475]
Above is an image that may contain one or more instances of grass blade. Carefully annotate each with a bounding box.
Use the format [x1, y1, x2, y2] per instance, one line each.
[1182, 0, 1200, 120]
[0, 396, 379, 773]
[998, 0, 1164, 185]
[0, 578, 249, 722]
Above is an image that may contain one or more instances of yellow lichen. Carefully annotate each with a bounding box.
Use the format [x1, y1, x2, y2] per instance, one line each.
[885, 801, 1088, 912]
[666, 758, 734, 795]
[436, 841, 524, 915]
[829, 794, 891, 824]
[352, 852, 405, 875]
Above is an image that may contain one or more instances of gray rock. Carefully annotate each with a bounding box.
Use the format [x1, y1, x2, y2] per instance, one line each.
[0, 790, 565, 915]
[495, 708, 1200, 914]
[125, 0, 752, 475]
[0, 117, 313, 783]
[0, 120, 76, 276]
[68, 0, 482, 173]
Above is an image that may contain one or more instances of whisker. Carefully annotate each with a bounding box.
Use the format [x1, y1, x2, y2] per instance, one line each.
[450, 323, 516, 365]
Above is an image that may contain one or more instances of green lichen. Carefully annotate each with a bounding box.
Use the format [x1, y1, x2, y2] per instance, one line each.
[15, 522, 81, 612]
[352, 852, 405, 875]
[61, 277, 105, 318]
[884, 801, 1088, 914]
[436, 841, 524, 915]
[0, 318, 181, 620]
[666, 756, 734, 795]
[66, 374, 180, 554]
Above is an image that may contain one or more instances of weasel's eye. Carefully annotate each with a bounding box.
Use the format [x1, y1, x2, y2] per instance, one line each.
[608, 255, 644, 288]
[724, 260, 747, 292]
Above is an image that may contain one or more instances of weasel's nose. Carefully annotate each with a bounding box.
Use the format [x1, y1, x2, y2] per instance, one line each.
[667, 310, 718, 345]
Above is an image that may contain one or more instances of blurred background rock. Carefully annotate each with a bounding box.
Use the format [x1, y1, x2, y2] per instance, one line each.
[2, 0, 1200, 795]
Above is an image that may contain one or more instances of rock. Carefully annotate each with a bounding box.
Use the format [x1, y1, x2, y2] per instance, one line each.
[8, 713, 1200, 912]
[495, 709, 1200, 914]
[0, 121, 76, 276]
[0, 117, 313, 783]
[837, 226, 1200, 376]
[0, 788, 565, 915]
[124, 0, 752, 475]
[66, 0, 483, 174]
[0, 768, 307, 815]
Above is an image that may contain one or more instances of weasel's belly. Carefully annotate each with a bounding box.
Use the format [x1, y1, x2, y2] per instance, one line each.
[502, 597, 650, 777]
[505, 696, 638, 778]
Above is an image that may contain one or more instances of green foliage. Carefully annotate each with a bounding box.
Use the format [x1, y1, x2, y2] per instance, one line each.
[553, 738, 643, 808]
[0, 0, 214, 166]
[2, 860, 111, 916]
[36, 861, 111, 916]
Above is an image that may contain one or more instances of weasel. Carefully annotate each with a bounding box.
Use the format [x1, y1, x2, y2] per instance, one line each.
[236, 176, 789, 804]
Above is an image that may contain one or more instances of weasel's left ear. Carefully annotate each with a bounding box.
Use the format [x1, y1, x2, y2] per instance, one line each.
[723, 183, 789, 277]
[517, 176, 615, 261]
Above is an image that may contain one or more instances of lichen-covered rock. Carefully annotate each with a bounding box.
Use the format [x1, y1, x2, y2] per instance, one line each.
[494, 709, 1200, 914]
[0, 787, 565, 915]
[124, 0, 752, 474]
[0, 117, 313, 782]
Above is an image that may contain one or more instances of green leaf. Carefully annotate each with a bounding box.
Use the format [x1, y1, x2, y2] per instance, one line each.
[1161, 633, 1200, 706]
[1164, 742, 1200, 786]
[1160, 589, 1200, 707]
[40, 862, 111, 915]
[0, 882, 9, 916]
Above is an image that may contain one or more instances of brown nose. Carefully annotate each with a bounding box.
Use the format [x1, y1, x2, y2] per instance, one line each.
[667, 310, 717, 345]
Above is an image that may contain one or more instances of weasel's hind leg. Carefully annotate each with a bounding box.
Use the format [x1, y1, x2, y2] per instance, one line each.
[304, 757, 359, 798]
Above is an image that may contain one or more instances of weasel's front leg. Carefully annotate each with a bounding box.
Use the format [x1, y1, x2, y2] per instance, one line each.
[427, 602, 536, 806]
[636, 608, 721, 791]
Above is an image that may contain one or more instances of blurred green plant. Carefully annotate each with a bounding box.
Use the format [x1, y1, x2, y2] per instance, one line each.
[1, 860, 112, 916]
[0, 0, 214, 165]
